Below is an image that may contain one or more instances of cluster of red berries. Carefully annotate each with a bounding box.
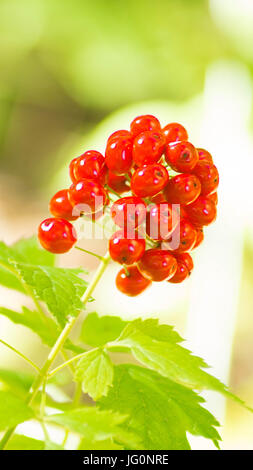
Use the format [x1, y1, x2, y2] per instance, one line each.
[38, 115, 219, 296]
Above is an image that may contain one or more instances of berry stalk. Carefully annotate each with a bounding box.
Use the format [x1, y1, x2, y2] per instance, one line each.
[0, 251, 111, 450]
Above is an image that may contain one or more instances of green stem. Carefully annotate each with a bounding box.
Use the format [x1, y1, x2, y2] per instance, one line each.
[75, 246, 104, 261]
[0, 338, 41, 373]
[0, 252, 111, 450]
[48, 348, 99, 378]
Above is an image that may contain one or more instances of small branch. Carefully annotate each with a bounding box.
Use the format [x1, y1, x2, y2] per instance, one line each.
[48, 349, 99, 378]
[75, 246, 104, 261]
[0, 338, 41, 373]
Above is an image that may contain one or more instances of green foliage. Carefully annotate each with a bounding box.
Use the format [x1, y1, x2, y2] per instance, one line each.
[100, 365, 221, 450]
[113, 318, 228, 393]
[75, 348, 114, 400]
[0, 237, 250, 450]
[0, 391, 34, 431]
[48, 407, 141, 449]
[11, 262, 88, 327]
[80, 312, 126, 347]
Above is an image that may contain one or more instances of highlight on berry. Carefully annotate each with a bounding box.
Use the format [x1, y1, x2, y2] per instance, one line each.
[38, 115, 219, 296]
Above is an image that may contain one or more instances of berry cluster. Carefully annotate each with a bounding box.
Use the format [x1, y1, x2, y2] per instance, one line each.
[38, 115, 219, 296]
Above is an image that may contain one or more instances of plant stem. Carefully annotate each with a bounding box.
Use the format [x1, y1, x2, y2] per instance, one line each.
[48, 348, 99, 378]
[0, 252, 111, 450]
[75, 246, 104, 261]
[0, 338, 41, 373]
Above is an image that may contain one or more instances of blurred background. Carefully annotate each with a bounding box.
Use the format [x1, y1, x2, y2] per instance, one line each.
[0, 0, 253, 449]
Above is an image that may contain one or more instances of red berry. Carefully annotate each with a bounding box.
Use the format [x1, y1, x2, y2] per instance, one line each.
[38, 218, 77, 254]
[163, 122, 188, 144]
[207, 192, 218, 205]
[105, 134, 133, 175]
[131, 164, 169, 198]
[193, 161, 219, 196]
[69, 179, 108, 215]
[111, 196, 146, 229]
[192, 226, 204, 250]
[107, 171, 129, 194]
[108, 130, 132, 143]
[116, 265, 151, 296]
[137, 248, 177, 282]
[146, 203, 179, 241]
[73, 150, 107, 184]
[69, 157, 79, 183]
[149, 191, 168, 204]
[130, 114, 161, 138]
[133, 131, 166, 166]
[168, 253, 193, 283]
[165, 141, 199, 172]
[186, 196, 217, 226]
[49, 189, 78, 221]
[197, 148, 213, 164]
[168, 219, 197, 253]
[164, 173, 201, 205]
[109, 230, 145, 265]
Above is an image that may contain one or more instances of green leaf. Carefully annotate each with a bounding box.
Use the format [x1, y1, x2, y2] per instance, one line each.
[0, 391, 34, 431]
[0, 306, 58, 347]
[5, 434, 45, 450]
[0, 369, 34, 397]
[100, 365, 221, 450]
[45, 440, 64, 450]
[75, 349, 114, 400]
[80, 312, 126, 347]
[10, 262, 88, 326]
[78, 437, 123, 450]
[0, 306, 85, 354]
[0, 237, 55, 293]
[114, 318, 228, 393]
[48, 407, 141, 449]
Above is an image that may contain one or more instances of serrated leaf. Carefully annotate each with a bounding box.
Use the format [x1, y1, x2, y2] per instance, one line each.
[114, 318, 228, 393]
[0, 306, 85, 354]
[0, 391, 34, 431]
[80, 312, 126, 347]
[0, 306, 58, 346]
[11, 262, 88, 326]
[75, 349, 114, 400]
[99, 365, 221, 450]
[48, 407, 141, 449]
[5, 434, 45, 450]
[0, 237, 55, 293]
[78, 437, 123, 450]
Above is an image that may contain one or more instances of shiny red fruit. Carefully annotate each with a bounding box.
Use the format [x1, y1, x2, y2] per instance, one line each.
[131, 164, 169, 198]
[169, 219, 197, 253]
[107, 171, 129, 194]
[137, 249, 177, 282]
[168, 253, 193, 283]
[107, 130, 132, 143]
[133, 131, 166, 166]
[207, 192, 218, 205]
[164, 173, 201, 205]
[105, 134, 133, 175]
[163, 122, 188, 144]
[111, 196, 147, 229]
[109, 230, 145, 265]
[165, 141, 199, 172]
[38, 218, 77, 254]
[146, 203, 179, 241]
[69, 179, 108, 215]
[116, 265, 151, 296]
[73, 150, 107, 184]
[130, 114, 161, 138]
[149, 191, 168, 204]
[186, 196, 217, 226]
[69, 157, 79, 183]
[192, 226, 204, 250]
[197, 148, 213, 164]
[49, 189, 78, 221]
[193, 161, 219, 196]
